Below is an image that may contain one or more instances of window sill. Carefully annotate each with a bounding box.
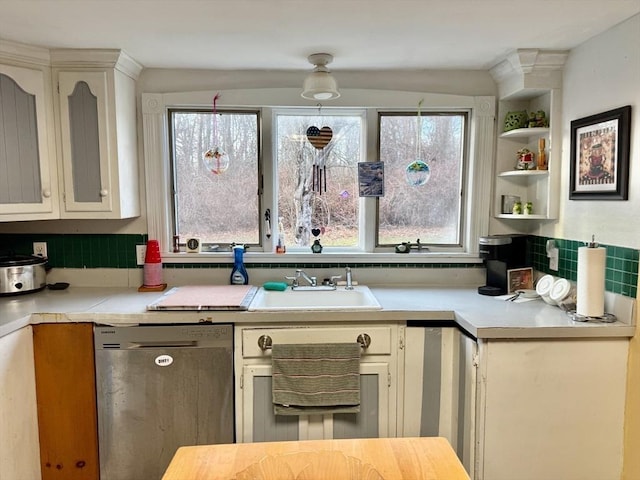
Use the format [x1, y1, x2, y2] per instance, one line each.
[161, 251, 483, 265]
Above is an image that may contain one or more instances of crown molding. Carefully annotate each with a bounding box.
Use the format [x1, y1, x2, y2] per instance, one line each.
[50, 49, 143, 79]
[0, 39, 51, 67]
[490, 49, 569, 99]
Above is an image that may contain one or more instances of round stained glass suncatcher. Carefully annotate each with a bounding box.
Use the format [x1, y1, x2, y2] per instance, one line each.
[406, 160, 431, 186]
[203, 146, 230, 175]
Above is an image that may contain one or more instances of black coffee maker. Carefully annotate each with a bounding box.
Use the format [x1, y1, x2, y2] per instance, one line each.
[478, 234, 528, 296]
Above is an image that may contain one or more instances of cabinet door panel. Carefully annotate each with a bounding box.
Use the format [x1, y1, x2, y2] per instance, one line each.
[0, 64, 56, 218]
[480, 339, 627, 480]
[244, 362, 388, 443]
[0, 73, 42, 204]
[252, 374, 300, 442]
[333, 372, 380, 439]
[58, 71, 111, 213]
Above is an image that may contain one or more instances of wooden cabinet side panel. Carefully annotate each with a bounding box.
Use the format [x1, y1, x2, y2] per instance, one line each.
[33, 323, 99, 480]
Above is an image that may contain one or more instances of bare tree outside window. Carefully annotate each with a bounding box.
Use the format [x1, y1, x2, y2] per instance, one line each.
[276, 113, 362, 248]
[378, 112, 466, 246]
[170, 110, 260, 246]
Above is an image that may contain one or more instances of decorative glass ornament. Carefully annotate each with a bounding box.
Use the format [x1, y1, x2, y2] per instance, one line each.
[203, 146, 230, 175]
[406, 160, 431, 186]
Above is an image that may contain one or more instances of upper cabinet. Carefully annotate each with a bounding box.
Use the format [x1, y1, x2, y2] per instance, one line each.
[489, 49, 568, 233]
[0, 41, 142, 222]
[0, 44, 59, 221]
[51, 50, 142, 219]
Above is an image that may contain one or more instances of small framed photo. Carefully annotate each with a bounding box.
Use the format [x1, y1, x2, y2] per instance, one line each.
[358, 162, 385, 197]
[501, 195, 521, 214]
[507, 267, 533, 293]
[569, 105, 631, 200]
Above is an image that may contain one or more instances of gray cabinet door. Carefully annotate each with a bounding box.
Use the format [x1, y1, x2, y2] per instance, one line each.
[246, 363, 388, 442]
[58, 71, 111, 213]
[0, 64, 56, 218]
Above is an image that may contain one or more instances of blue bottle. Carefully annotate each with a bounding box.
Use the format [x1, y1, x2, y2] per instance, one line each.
[230, 245, 249, 285]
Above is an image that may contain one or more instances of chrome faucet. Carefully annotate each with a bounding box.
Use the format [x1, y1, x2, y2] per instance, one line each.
[345, 266, 354, 290]
[285, 269, 317, 288]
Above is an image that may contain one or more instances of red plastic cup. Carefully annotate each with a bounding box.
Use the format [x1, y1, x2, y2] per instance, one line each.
[145, 240, 162, 264]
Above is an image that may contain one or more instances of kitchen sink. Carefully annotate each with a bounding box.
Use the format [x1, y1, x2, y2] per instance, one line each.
[248, 285, 382, 311]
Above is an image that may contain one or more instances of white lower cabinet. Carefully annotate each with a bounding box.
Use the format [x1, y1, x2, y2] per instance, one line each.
[235, 324, 400, 443]
[0, 326, 42, 480]
[236, 322, 629, 480]
[475, 338, 628, 480]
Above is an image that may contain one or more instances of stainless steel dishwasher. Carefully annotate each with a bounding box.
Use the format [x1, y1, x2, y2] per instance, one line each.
[94, 324, 234, 480]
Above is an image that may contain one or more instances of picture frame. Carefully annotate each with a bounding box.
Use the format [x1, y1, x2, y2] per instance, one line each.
[507, 267, 533, 293]
[358, 162, 385, 197]
[569, 105, 631, 200]
[501, 194, 520, 214]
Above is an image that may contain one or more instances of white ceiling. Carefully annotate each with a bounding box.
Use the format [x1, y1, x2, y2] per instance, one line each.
[0, 0, 638, 71]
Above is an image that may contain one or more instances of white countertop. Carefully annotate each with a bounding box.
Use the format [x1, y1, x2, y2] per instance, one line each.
[0, 286, 635, 340]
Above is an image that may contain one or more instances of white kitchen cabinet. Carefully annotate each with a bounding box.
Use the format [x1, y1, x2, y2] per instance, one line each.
[0, 55, 59, 221]
[489, 49, 567, 233]
[235, 324, 400, 443]
[51, 49, 142, 218]
[0, 326, 42, 480]
[475, 338, 628, 480]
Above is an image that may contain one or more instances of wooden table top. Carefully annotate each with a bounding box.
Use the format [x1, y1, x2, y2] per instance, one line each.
[161, 437, 470, 480]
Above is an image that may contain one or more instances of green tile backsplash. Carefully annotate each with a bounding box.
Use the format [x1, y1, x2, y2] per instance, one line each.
[1, 233, 637, 298]
[0, 233, 147, 269]
[530, 236, 638, 298]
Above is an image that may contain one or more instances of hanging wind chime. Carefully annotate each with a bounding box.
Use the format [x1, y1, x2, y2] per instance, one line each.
[305, 109, 333, 251]
[306, 123, 333, 195]
[203, 93, 230, 176]
[405, 99, 431, 187]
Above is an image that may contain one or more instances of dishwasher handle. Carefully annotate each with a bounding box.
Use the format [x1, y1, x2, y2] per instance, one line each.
[130, 341, 198, 348]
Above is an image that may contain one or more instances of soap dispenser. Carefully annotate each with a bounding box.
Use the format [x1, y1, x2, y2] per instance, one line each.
[230, 244, 249, 285]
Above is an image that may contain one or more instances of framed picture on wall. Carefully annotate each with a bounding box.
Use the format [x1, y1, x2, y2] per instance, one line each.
[569, 105, 631, 200]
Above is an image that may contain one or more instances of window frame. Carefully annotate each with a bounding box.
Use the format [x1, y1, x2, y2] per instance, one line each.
[272, 107, 367, 253]
[375, 110, 470, 249]
[167, 107, 263, 250]
[141, 88, 495, 264]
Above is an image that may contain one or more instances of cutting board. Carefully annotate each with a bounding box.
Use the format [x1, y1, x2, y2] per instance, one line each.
[147, 285, 257, 311]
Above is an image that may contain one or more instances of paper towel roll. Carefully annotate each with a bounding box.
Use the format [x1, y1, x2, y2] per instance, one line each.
[577, 246, 606, 317]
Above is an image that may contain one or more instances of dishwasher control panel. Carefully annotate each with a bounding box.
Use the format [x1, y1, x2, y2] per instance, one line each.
[94, 324, 233, 349]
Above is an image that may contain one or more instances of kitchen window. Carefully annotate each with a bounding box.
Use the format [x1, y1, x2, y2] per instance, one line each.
[143, 89, 493, 260]
[377, 112, 467, 247]
[168, 109, 260, 249]
[275, 110, 364, 249]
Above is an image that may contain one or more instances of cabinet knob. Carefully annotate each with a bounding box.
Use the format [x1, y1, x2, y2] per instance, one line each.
[99, 189, 108, 197]
[42, 189, 51, 198]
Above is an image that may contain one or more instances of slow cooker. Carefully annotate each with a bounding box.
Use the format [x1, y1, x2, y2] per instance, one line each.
[0, 255, 47, 295]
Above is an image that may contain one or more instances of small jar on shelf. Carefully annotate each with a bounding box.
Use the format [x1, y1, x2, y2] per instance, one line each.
[512, 201, 523, 215]
[524, 202, 533, 215]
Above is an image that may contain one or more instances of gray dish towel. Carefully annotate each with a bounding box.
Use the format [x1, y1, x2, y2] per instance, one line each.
[272, 343, 361, 416]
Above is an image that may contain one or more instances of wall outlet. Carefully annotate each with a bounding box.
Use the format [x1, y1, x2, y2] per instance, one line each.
[33, 242, 48, 258]
[136, 245, 147, 266]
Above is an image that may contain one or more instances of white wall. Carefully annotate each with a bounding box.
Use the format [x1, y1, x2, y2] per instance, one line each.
[539, 14, 640, 249]
[137, 68, 496, 96]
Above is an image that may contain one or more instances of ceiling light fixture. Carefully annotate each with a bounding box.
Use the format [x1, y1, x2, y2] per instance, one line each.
[301, 53, 340, 101]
